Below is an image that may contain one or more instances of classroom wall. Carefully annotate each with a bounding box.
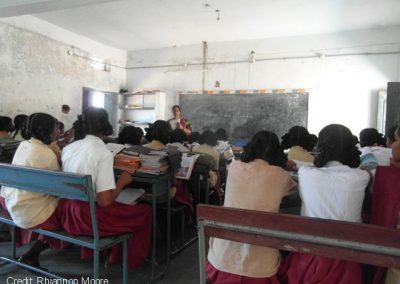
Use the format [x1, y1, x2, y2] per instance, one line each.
[0, 16, 126, 129]
[126, 26, 400, 136]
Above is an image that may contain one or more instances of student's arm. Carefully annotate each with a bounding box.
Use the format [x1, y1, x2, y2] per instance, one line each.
[96, 171, 133, 207]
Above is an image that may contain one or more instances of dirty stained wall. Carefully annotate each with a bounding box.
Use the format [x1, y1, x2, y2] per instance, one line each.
[0, 21, 126, 129]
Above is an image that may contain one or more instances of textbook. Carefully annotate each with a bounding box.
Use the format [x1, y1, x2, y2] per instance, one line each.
[176, 153, 200, 180]
[106, 143, 126, 157]
[116, 188, 146, 205]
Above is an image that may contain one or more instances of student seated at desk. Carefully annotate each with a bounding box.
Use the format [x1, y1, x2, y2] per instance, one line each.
[1, 113, 63, 268]
[12, 114, 28, 141]
[359, 128, 391, 169]
[118, 125, 144, 146]
[207, 130, 296, 284]
[0, 116, 14, 139]
[281, 125, 316, 165]
[168, 128, 190, 153]
[280, 124, 370, 284]
[59, 107, 152, 269]
[214, 128, 234, 162]
[192, 130, 220, 187]
[144, 120, 172, 150]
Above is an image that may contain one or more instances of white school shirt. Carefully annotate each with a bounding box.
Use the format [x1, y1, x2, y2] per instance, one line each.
[1, 138, 60, 229]
[299, 161, 370, 222]
[360, 146, 392, 166]
[62, 135, 116, 194]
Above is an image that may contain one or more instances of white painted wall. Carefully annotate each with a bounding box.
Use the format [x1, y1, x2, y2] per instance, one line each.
[0, 16, 126, 129]
[126, 26, 400, 137]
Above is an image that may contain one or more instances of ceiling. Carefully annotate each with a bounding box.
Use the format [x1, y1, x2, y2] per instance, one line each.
[1, 0, 400, 51]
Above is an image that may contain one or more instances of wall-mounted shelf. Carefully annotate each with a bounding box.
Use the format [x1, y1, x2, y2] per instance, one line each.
[117, 92, 166, 133]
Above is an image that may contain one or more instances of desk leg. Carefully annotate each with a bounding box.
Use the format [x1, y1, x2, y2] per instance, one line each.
[151, 183, 157, 282]
[166, 178, 171, 268]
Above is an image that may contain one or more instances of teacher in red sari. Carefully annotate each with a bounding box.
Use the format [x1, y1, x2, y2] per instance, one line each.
[167, 105, 192, 135]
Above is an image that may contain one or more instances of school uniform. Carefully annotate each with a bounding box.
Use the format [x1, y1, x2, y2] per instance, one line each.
[192, 144, 220, 187]
[360, 146, 392, 168]
[60, 135, 152, 269]
[287, 146, 314, 164]
[1, 138, 60, 229]
[0, 138, 62, 248]
[280, 161, 370, 284]
[168, 142, 190, 153]
[207, 159, 295, 283]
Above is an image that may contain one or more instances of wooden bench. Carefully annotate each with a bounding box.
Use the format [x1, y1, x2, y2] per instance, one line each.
[0, 163, 132, 283]
[197, 204, 400, 283]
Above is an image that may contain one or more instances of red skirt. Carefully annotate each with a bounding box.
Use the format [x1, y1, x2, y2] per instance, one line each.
[57, 199, 152, 269]
[0, 196, 65, 249]
[206, 259, 280, 284]
[278, 253, 364, 284]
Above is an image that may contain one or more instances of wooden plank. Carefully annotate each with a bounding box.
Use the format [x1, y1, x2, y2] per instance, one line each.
[197, 205, 400, 248]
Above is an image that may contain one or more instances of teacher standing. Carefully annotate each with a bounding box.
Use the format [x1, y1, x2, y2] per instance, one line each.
[167, 105, 192, 135]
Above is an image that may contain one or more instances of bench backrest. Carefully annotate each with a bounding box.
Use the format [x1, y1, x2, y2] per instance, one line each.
[0, 163, 100, 241]
[197, 204, 400, 282]
[0, 163, 93, 202]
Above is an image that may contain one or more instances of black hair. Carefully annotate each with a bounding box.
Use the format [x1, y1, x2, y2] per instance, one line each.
[241, 130, 286, 167]
[58, 122, 65, 132]
[306, 134, 318, 151]
[27, 113, 58, 145]
[359, 128, 381, 147]
[199, 130, 217, 147]
[188, 132, 200, 144]
[314, 124, 361, 168]
[377, 132, 386, 147]
[12, 114, 28, 139]
[215, 128, 228, 141]
[386, 125, 398, 144]
[0, 116, 14, 132]
[118, 126, 143, 145]
[170, 128, 187, 143]
[73, 107, 113, 140]
[281, 126, 312, 150]
[145, 120, 172, 145]
[171, 105, 181, 111]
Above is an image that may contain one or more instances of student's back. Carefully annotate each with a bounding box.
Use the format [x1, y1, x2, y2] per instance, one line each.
[207, 130, 295, 282]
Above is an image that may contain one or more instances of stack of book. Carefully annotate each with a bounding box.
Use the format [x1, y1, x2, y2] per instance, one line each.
[114, 153, 141, 173]
[136, 150, 169, 175]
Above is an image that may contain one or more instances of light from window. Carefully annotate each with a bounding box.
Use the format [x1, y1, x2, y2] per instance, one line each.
[92, 92, 105, 108]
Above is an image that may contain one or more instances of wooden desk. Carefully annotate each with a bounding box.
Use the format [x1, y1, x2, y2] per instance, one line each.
[116, 171, 171, 282]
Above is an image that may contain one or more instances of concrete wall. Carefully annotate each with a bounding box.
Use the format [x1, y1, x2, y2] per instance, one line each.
[126, 26, 400, 136]
[0, 16, 126, 129]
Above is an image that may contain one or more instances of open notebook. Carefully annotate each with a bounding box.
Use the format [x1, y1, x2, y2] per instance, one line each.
[115, 188, 146, 205]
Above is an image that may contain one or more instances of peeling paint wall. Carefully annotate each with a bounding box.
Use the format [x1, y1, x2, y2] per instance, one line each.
[0, 20, 126, 129]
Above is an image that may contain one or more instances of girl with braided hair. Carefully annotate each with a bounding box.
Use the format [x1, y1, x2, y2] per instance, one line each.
[280, 124, 370, 284]
[207, 130, 296, 284]
[1, 113, 63, 268]
[280, 125, 315, 164]
[59, 107, 152, 269]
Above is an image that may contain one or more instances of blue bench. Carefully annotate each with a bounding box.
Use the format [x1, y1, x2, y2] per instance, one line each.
[0, 163, 132, 283]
